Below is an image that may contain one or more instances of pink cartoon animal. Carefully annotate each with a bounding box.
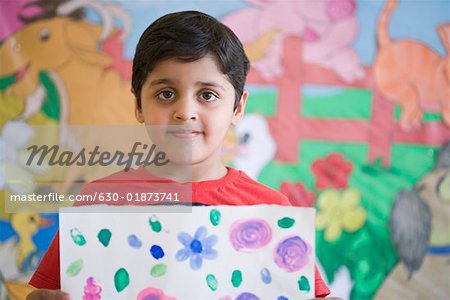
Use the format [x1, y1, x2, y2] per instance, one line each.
[222, 0, 364, 82]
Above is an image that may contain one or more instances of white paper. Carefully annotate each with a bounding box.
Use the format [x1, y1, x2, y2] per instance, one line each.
[60, 205, 315, 299]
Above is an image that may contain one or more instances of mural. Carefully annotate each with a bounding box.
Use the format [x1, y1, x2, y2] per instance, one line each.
[0, 0, 448, 299]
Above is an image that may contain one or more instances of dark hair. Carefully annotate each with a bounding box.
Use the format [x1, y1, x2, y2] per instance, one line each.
[132, 11, 250, 110]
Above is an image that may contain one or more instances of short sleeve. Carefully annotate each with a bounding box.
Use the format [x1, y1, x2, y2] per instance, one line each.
[315, 265, 331, 297]
[29, 232, 61, 289]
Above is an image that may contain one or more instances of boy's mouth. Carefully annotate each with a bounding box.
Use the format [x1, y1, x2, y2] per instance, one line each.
[168, 129, 203, 138]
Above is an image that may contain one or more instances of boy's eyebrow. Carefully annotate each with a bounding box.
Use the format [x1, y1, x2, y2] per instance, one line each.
[149, 79, 225, 91]
[196, 81, 225, 91]
[149, 78, 179, 86]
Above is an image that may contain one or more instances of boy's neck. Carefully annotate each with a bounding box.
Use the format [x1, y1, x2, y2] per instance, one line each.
[191, 163, 228, 182]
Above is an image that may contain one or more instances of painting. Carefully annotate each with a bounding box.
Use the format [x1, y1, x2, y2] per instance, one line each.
[59, 205, 315, 299]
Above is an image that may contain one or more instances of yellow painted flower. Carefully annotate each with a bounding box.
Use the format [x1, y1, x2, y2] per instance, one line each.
[316, 188, 366, 242]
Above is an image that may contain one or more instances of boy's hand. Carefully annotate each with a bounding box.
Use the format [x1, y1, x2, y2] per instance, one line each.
[26, 289, 71, 300]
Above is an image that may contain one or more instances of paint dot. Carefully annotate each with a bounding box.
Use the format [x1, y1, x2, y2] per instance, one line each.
[210, 209, 221, 226]
[127, 234, 142, 249]
[260, 267, 272, 284]
[231, 270, 242, 288]
[236, 292, 259, 300]
[83, 277, 102, 299]
[97, 228, 112, 247]
[65, 259, 83, 277]
[206, 274, 218, 291]
[298, 276, 310, 292]
[114, 268, 130, 292]
[190, 240, 203, 253]
[70, 228, 86, 246]
[277, 217, 295, 229]
[277, 297, 289, 300]
[150, 263, 167, 277]
[149, 215, 162, 233]
[150, 245, 165, 259]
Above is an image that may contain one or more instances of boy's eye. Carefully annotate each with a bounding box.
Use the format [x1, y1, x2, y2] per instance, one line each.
[201, 92, 218, 102]
[157, 90, 175, 101]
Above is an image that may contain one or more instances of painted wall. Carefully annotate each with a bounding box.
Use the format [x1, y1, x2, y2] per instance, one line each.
[0, 0, 448, 299]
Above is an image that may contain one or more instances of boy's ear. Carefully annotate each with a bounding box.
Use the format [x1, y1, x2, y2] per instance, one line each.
[132, 88, 145, 123]
[135, 102, 144, 123]
[231, 90, 248, 126]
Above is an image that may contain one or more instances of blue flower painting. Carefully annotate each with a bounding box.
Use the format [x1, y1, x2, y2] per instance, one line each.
[175, 226, 218, 270]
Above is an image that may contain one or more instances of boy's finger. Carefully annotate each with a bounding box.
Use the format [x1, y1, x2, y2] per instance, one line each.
[27, 289, 71, 300]
[53, 290, 71, 300]
[43, 290, 71, 300]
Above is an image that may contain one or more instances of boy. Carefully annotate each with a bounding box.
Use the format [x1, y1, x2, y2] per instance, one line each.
[26, 11, 331, 299]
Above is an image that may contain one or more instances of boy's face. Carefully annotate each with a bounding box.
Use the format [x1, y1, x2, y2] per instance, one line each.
[135, 54, 247, 166]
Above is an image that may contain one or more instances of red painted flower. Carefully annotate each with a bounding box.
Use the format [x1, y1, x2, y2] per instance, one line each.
[311, 153, 353, 189]
[280, 181, 316, 207]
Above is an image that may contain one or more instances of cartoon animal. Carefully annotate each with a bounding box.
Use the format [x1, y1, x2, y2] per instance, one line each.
[232, 114, 276, 179]
[10, 212, 51, 269]
[0, 0, 136, 126]
[0, 212, 52, 300]
[376, 141, 450, 299]
[222, 0, 364, 82]
[373, 0, 450, 130]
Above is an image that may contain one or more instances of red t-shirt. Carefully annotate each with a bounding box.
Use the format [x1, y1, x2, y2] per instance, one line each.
[29, 166, 330, 297]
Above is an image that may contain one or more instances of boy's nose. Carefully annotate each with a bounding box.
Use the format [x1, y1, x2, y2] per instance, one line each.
[173, 99, 199, 121]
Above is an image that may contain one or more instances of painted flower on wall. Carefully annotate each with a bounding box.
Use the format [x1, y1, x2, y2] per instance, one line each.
[175, 226, 218, 270]
[311, 153, 353, 189]
[316, 188, 366, 242]
[280, 181, 316, 207]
